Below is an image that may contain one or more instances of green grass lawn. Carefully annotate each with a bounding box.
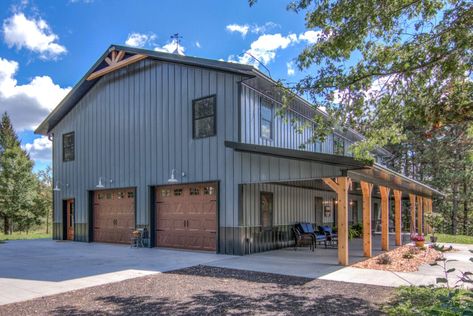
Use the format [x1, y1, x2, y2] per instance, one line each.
[428, 233, 473, 244]
[0, 229, 51, 242]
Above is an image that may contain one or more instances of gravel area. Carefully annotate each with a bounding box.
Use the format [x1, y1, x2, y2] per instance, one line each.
[353, 244, 442, 272]
[0, 265, 394, 315]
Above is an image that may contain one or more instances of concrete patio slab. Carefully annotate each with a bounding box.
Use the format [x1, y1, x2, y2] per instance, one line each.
[0, 239, 229, 305]
[208, 236, 473, 288]
[208, 234, 409, 279]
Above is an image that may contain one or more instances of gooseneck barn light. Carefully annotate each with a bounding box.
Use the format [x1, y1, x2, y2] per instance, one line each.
[96, 177, 105, 188]
[168, 169, 179, 183]
[53, 181, 69, 192]
[96, 177, 113, 188]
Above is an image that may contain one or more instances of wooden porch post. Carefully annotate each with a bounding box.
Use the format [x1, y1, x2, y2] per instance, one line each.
[423, 197, 430, 234]
[379, 186, 391, 251]
[323, 177, 350, 266]
[409, 194, 416, 234]
[417, 196, 423, 235]
[393, 190, 402, 246]
[360, 181, 373, 257]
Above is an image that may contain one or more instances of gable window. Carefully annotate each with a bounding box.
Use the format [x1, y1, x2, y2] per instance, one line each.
[260, 98, 273, 139]
[193, 95, 216, 139]
[333, 135, 345, 156]
[260, 192, 273, 230]
[63, 132, 75, 162]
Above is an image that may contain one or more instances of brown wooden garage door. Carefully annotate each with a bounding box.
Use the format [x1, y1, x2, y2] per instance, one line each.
[93, 188, 135, 244]
[156, 182, 217, 251]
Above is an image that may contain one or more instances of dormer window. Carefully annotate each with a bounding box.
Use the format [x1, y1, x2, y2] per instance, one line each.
[260, 98, 273, 139]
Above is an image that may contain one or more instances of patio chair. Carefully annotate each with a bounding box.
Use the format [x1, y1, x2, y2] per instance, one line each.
[130, 228, 145, 248]
[292, 226, 315, 251]
[298, 223, 327, 249]
[318, 226, 338, 247]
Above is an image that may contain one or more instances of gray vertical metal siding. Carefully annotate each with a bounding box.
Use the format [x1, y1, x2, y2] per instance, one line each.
[50, 57, 362, 255]
[51, 59, 243, 246]
[240, 85, 360, 155]
[238, 183, 363, 254]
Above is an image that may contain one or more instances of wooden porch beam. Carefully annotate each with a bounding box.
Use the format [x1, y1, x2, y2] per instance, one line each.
[417, 195, 423, 235]
[360, 181, 373, 257]
[393, 190, 402, 246]
[87, 54, 147, 81]
[322, 177, 350, 266]
[379, 186, 391, 251]
[409, 194, 416, 234]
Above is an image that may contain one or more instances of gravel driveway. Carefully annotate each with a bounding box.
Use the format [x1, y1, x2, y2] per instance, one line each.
[0, 266, 394, 315]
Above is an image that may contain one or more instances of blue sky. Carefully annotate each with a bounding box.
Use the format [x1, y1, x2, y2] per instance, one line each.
[0, 0, 320, 172]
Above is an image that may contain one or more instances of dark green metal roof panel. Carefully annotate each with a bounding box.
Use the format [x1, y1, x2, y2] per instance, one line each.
[225, 141, 372, 168]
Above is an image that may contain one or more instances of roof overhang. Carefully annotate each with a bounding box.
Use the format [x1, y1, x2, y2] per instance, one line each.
[225, 141, 443, 198]
[225, 141, 370, 169]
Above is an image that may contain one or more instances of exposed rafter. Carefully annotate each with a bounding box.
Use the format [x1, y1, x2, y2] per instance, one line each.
[87, 50, 147, 81]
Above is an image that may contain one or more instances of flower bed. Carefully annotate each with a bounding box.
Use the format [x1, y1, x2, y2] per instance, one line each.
[352, 244, 442, 272]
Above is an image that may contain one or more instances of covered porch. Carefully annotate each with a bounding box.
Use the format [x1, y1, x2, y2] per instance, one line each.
[211, 234, 408, 279]
[229, 142, 442, 266]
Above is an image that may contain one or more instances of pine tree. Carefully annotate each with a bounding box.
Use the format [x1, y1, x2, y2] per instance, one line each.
[0, 112, 20, 154]
[0, 146, 38, 234]
[0, 112, 21, 234]
[0, 112, 38, 234]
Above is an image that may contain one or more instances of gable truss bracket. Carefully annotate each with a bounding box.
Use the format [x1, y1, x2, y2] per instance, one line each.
[87, 50, 147, 81]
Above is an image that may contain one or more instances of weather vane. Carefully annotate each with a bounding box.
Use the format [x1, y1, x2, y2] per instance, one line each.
[170, 33, 183, 54]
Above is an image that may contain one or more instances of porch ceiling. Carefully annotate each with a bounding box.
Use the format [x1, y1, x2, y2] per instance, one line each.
[226, 141, 443, 198]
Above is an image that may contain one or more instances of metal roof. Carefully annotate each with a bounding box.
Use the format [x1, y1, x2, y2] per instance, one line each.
[35, 45, 256, 135]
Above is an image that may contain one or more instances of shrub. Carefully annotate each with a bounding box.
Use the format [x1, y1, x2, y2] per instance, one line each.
[403, 252, 414, 259]
[377, 253, 392, 265]
[385, 286, 473, 315]
[425, 212, 444, 237]
[348, 223, 363, 239]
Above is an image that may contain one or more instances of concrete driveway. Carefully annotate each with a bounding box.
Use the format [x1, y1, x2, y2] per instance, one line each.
[0, 239, 226, 305]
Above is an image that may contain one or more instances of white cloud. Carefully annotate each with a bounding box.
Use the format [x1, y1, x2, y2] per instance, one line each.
[229, 33, 297, 67]
[154, 39, 185, 55]
[22, 135, 51, 161]
[2, 13, 67, 60]
[226, 24, 250, 37]
[298, 30, 324, 44]
[125, 32, 156, 48]
[251, 22, 279, 34]
[226, 22, 279, 37]
[0, 57, 71, 131]
[227, 29, 328, 69]
[332, 76, 397, 105]
[287, 62, 295, 76]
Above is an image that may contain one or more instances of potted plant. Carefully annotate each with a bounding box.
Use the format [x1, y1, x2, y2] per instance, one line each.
[412, 234, 425, 247]
[425, 212, 444, 243]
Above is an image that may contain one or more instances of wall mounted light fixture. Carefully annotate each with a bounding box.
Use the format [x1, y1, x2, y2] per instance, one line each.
[53, 181, 69, 192]
[96, 177, 113, 188]
[168, 169, 179, 183]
